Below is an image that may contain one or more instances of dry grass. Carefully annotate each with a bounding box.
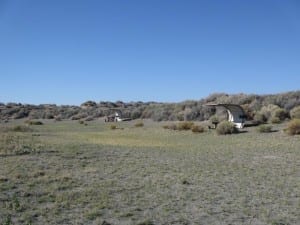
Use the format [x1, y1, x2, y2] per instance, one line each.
[0, 120, 299, 225]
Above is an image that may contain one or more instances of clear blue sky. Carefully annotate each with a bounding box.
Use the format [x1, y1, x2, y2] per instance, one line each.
[1, 0, 300, 105]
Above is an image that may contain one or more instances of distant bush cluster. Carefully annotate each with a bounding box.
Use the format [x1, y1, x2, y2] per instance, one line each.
[163, 122, 206, 133]
[1, 91, 300, 122]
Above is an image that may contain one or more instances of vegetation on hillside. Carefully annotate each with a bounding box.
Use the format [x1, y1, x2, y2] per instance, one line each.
[1, 91, 300, 122]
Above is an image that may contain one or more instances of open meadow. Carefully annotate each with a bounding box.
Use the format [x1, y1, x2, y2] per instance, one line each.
[0, 119, 299, 225]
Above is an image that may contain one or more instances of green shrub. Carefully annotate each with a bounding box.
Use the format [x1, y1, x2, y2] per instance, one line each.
[177, 122, 194, 130]
[257, 124, 273, 133]
[290, 106, 300, 119]
[216, 121, 238, 135]
[134, 121, 144, 127]
[78, 120, 84, 124]
[286, 119, 300, 135]
[191, 125, 205, 133]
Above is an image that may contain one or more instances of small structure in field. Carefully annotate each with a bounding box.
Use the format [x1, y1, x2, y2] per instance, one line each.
[104, 111, 131, 122]
[206, 104, 246, 128]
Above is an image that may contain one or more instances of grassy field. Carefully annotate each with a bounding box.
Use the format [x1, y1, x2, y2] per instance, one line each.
[0, 119, 299, 225]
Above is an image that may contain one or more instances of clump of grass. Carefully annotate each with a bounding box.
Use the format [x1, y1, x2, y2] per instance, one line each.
[257, 124, 273, 133]
[216, 121, 238, 135]
[25, 120, 43, 125]
[162, 124, 169, 129]
[9, 125, 33, 132]
[177, 122, 194, 130]
[162, 123, 177, 130]
[110, 125, 117, 130]
[134, 121, 144, 127]
[191, 124, 205, 133]
[163, 122, 196, 131]
[78, 120, 84, 124]
[285, 119, 300, 135]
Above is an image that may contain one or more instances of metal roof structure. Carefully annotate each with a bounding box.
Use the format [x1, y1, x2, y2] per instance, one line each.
[206, 104, 246, 128]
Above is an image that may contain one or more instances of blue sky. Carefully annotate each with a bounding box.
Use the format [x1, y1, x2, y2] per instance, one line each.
[1, 0, 300, 105]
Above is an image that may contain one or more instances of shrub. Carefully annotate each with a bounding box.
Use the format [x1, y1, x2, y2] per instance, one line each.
[177, 122, 194, 130]
[257, 124, 273, 133]
[290, 106, 300, 119]
[25, 120, 43, 125]
[271, 116, 281, 124]
[162, 124, 170, 129]
[216, 121, 238, 135]
[256, 104, 280, 123]
[163, 123, 177, 130]
[134, 121, 144, 127]
[78, 120, 84, 124]
[254, 112, 267, 124]
[110, 125, 117, 130]
[191, 125, 205, 133]
[274, 108, 287, 121]
[286, 119, 300, 135]
[10, 125, 33, 132]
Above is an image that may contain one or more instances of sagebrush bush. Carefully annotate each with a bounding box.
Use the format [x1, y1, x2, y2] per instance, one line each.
[254, 112, 267, 124]
[286, 119, 300, 135]
[177, 122, 194, 130]
[191, 125, 205, 133]
[257, 125, 273, 133]
[216, 121, 238, 135]
[271, 116, 281, 124]
[290, 106, 300, 119]
[274, 108, 287, 121]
